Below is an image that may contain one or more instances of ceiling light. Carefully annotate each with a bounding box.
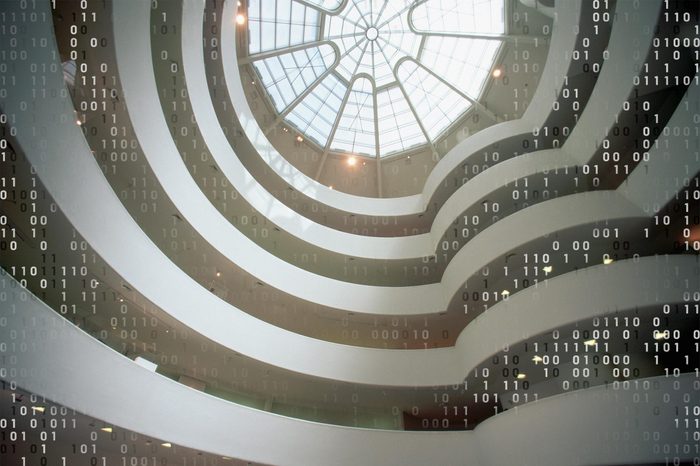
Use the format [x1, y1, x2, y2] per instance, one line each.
[603, 257, 614, 265]
[501, 289, 510, 297]
[653, 330, 667, 340]
[347, 156, 357, 166]
[583, 338, 597, 347]
[328, 185, 333, 190]
[216, 271, 221, 278]
[76, 120, 82, 126]
[542, 265, 553, 273]
[532, 355, 542, 363]
[101, 427, 113, 433]
[161, 442, 172, 448]
[235, 14, 246, 25]
[32, 406, 45, 413]
[492, 68, 502, 78]
[296, 135, 304, 143]
[516, 373, 526, 379]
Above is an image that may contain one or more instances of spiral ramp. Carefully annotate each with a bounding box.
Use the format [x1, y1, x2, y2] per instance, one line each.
[0, 0, 698, 465]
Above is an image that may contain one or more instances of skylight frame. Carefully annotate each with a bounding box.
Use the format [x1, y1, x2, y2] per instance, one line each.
[242, 0, 508, 165]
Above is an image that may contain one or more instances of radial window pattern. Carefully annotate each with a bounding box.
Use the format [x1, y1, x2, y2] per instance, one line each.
[245, 0, 505, 158]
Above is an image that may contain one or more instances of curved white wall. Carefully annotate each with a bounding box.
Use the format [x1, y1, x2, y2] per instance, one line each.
[2, 281, 696, 466]
[0, 252, 696, 389]
[1, 0, 695, 388]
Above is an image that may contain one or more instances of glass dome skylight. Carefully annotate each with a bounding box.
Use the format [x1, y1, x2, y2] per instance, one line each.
[245, 0, 504, 158]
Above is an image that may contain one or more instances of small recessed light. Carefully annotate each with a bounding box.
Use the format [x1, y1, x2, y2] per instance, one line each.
[603, 257, 614, 265]
[542, 265, 553, 273]
[492, 68, 502, 78]
[216, 271, 221, 277]
[347, 156, 357, 166]
[532, 355, 542, 363]
[76, 120, 82, 126]
[516, 373, 526, 379]
[583, 338, 597, 347]
[501, 289, 510, 297]
[32, 406, 45, 413]
[296, 135, 304, 142]
[161, 442, 172, 448]
[329, 185, 333, 190]
[101, 427, 113, 433]
[236, 14, 246, 25]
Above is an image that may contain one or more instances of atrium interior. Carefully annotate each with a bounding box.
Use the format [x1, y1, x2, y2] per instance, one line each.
[0, 0, 699, 465]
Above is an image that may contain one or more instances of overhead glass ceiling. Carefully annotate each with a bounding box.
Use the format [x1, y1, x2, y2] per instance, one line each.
[246, 0, 505, 158]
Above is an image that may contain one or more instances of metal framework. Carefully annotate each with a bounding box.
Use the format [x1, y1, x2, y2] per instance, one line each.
[244, 0, 512, 189]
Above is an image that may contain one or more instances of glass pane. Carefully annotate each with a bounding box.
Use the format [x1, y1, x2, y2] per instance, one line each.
[397, 60, 471, 140]
[287, 74, 347, 146]
[252, 44, 336, 112]
[330, 78, 377, 156]
[377, 87, 426, 157]
[248, 0, 320, 54]
[411, 0, 505, 35]
[420, 37, 500, 98]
